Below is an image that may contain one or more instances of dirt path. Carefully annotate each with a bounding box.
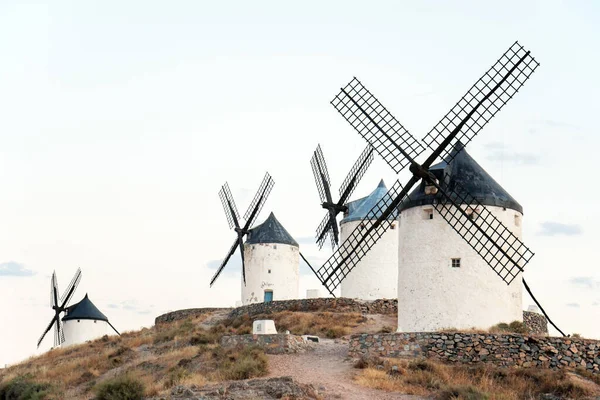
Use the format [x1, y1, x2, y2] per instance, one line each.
[267, 339, 421, 400]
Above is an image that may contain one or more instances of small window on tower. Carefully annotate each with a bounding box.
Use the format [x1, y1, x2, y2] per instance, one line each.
[514, 214, 521, 227]
[268, 269, 272, 274]
[273, 244, 277, 249]
[94, 320, 97, 323]
[77, 319, 80, 323]
[423, 208, 434, 220]
[451, 258, 461, 268]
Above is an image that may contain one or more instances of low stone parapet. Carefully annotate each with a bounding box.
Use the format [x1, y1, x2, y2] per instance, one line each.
[221, 334, 313, 354]
[155, 308, 231, 325]
[228, 298, 397, 319]
[349, 332, 600, 372]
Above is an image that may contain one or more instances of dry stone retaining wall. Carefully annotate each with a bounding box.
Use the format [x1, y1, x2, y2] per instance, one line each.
[155, 308, 231, 325]
[523, 311, 549, 335]
[220, 334, 313, 354]
[349, 332, 600, 372]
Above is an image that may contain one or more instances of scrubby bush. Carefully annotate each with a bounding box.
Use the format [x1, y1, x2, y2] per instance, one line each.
[217, 346, 268, 380]
[94, 375, 145, 400]
[437, 385, 489, 400]
[490, 320, 527, 334]
[0, 377, 50, 400]
[163, 367, 190, 389]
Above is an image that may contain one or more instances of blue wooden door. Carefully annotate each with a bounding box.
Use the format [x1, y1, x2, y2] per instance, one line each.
[264, 291, 273, 303]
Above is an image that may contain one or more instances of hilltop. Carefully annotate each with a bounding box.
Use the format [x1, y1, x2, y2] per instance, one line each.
[1, 301, 599, 400]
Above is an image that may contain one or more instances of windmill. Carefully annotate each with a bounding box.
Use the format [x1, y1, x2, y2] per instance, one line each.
[310, 144, 374, 249]
[314, 41, 539, 296]
[37, 268, 82, 348]
[210, 172, 275, 287]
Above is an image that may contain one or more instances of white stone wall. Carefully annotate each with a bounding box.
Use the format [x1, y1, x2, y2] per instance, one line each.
[397, 205, 524, 332]
[62, 319, 109, 347]
[242, 243, 299, 305]
[340, 219, 398, 300]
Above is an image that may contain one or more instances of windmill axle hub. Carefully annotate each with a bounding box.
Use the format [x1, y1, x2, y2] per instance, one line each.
[321, 202, 348, 214]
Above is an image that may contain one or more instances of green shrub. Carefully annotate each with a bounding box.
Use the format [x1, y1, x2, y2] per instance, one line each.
[94, 375, 145, 400]
[0, 377, 50, 400]
[507, 321, 527, 334]
[437, 385, 489, 400]
[379, 326, 394, 333]
[163, 367, 190, 389]
[218, 346, 268, 380]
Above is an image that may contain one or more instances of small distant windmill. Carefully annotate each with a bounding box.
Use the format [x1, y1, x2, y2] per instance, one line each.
[315, 41, 539, 294]
[310, 145, 374, 249]
[38, 268, 82, 348]
[210, 172, 275, 286]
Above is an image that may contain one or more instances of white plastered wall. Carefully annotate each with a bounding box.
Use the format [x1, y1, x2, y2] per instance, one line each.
[397, 205, 523, 332]
[62, 319, 109, 347]
[340, 219, 399, 300]
[242, 243, 299, 305]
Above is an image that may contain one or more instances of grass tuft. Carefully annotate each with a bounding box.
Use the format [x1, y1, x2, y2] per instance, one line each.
[94, 374, 145, 400]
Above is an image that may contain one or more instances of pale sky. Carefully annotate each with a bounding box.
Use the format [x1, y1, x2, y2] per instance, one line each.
[1, 1, 599, 366]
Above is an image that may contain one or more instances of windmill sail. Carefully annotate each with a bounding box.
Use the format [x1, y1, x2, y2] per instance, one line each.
[421, 41, 539, 164]
[331, 78, 426, 174]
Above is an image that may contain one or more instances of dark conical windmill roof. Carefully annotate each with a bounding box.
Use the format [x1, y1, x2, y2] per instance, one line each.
[245, 212, 299, 247]
[399, 145, 523, 213]
[62, 294, 108, 322]
[342, 179, 395, 223]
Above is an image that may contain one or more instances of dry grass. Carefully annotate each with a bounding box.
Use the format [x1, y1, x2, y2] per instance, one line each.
[224, 311, 367, 338]
[354, 358, 600, 399]
[0, 313, 270, 400]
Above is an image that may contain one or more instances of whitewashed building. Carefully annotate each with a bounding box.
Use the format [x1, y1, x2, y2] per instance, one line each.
[62, 294, 114, 346]
[397, 147, 524, 332]
[242, 212, 299, 305]
[340, 180, 398, 300]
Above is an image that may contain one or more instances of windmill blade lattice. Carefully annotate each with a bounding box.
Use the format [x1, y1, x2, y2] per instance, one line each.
[338, 145, 374, 202]
[244, 172, 275, 225]
[316, 180, 405, 294]
[60, 268, 82, 306]
[219, 183, 241, 230]
[433, 174, 534, 284]
[331, 78, 426, 174]
[315, 211, 336, 250]
[51, 272, 59, 308]
[310, 145, 333, 205]
[421, 41, 539, 164]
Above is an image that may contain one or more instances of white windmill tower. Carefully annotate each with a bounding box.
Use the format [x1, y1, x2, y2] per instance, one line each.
[340, 179, 398, 299]
[242, 212, 300, 305]
[38, 269, 119, 349]
[397, 145, 525, 331]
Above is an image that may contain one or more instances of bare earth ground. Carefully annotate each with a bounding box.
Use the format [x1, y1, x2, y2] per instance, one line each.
[267, 338, 422, 400]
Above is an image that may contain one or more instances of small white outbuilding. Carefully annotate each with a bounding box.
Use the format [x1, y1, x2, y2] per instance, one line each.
[397, 146, 525, 332]
[340, 180, 398, 300]
[61, 294, 115, 347]
[242, 212, 299, 305]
